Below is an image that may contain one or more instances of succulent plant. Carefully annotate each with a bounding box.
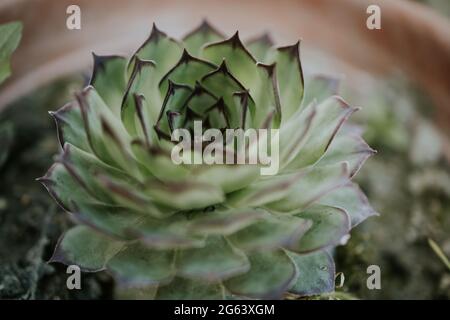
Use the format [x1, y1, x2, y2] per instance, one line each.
[39, 21, 376, 299]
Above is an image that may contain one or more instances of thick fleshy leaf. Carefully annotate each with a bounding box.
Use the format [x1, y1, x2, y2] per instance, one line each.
[229, 215, 312, 251]
[225, 250, 297, 299]
[232, 90, 255, 129]
[187, 208, 265, 236]
[89, 54, 127, 116]
[115, 286, 157, 300]
[202, 32, 258, 90]
[59, 143, 131, 204]
[122, 59, 160, 138]
[193, 163, 260, 194]
[131, 140, 191, 183]
[50, 226, 124, 272]
[251, 63, 281, 128]
[94, 173, 169, 218]
[318, 182, 378, 227]
[37, 162, 95, 212]
[266, 163, 350, 213]
[177, 83, 229, 131]
[288, 250, 335, 296]
[154, 81, 193, 138]
[302, 75, 340, 107]
[316, 129, 376, 177]
[124, 94, 158, 146]
[159, 49, 217, 94]
[285, 96, 358, 170]
[290, 205, 351, 253]
[278, 101, 316, 167]
[58, 144, 166, 220]
[272, 42, 304, 119]
[72, 202, 144, 240]
[145, 180, 225, 210]
[49, 102, 91, 152]
[156, 277, 225, 300]
[227, 171, 306, 208]
[183, 83, 218, 116]
[201, 61, 248, 128]
[77, 87, 141, 178]
[0, 21, 22, 84]
[246, 33, 274, 63]
[107, 244, 175, 287]
[127, 214, 205, 250]
[177, 236, 249, 281]
[131, 23, 182, 80]
[183, 20, 225, 56]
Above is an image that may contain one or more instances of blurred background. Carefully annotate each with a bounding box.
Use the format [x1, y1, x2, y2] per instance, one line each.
[0, 0, 449, 299]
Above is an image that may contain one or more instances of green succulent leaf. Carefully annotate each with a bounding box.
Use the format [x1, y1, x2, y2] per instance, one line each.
[145, 180, 225, 210]
[116, 286, 157, 300]
[122, 59, 160, 138]
[107, 244, 175, 287]
[0, 21, 22, 84]
[183, 20, 225, 57]
[131, 24, 182, 80]
[317, 127, 376, 177]
[77, 87, 142, 178]
[50, 102, 92, 152]
[272, 42, 304, 119]
[318, 182, 378, 227]
[229, 214, 312, 251]
[37, 162, 94, 212]
[58, 143, 129, 204]
[131, 141, 191, 182]
[50, 226, 124, 272]
[155, 81, 193, 137]
[265, 163, 350, 213]
[71, 202, 144, 239]
[155, 277, 225, 300]
[177, 236, 250, 281]
[90, 54, 127, 116]
[290, 205, 351, 253]
[187, 208, 265, 236]
[302, 75, 340, 107]
[200, 61, 248, 128]
[246, 34, 274, 63]
[202, 32, 258, 90]
[285, 96, 358, 170]
[227, 171, 304, 208]
[288, 250, 335, 296]
[194, 164, 260, 194]
[160, 50, 217, 94]
[129, 215, 205, 249]
[252, 63, 281, 128]
[224, 250, 297, 299]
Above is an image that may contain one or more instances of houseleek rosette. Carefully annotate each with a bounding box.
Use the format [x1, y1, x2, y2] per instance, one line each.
[39, 21, 377, 299]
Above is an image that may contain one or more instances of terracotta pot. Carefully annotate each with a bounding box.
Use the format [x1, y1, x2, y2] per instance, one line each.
[1, 0, 449, 134]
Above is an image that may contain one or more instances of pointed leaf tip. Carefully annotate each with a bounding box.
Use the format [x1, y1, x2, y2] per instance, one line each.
[249, 33, 274, 47]
[148, 23, 168, 42]
[277, 40, 301, 57]
[89, 53, 125, 85]
[204, 31, 257, 63]
[183, 19, 225, 39]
